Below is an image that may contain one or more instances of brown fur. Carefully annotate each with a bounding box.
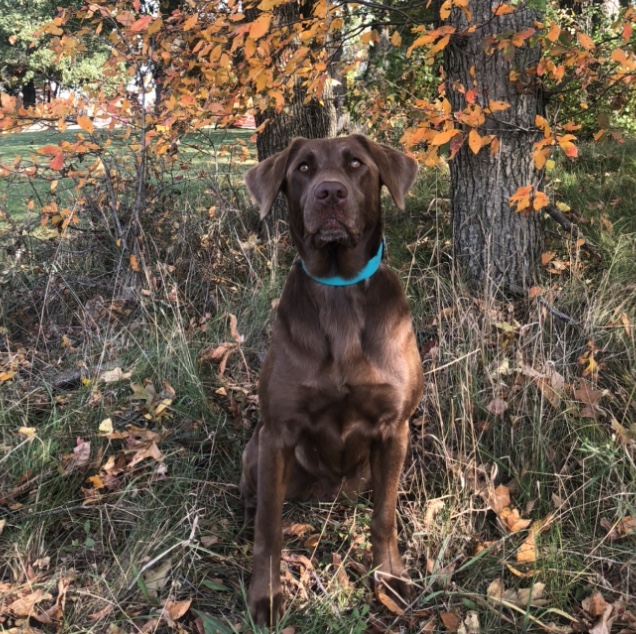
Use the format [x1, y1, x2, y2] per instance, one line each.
[240, 135, 423, 625]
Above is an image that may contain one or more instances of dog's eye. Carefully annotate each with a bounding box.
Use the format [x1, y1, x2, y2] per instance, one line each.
[298, 163, 309, 172]
[350, 158, 362, 168]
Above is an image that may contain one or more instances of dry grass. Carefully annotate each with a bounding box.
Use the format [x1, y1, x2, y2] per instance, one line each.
[1, 137, 635, 633]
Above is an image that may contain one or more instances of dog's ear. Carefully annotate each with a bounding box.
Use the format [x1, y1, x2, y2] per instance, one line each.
[354, 135, 419, 211]
[244, 139, 305, 220]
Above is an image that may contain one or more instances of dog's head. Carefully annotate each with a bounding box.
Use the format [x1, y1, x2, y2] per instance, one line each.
[245, 135, 418, 253]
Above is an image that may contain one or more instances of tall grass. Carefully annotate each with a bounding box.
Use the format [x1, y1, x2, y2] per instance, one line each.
[0, 134, 634, 633]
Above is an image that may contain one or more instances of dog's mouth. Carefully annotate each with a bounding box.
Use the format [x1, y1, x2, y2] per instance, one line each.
[312, 218, 354, 248]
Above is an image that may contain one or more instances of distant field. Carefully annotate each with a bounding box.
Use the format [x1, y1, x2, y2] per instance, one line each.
[0, 127, 255, 225]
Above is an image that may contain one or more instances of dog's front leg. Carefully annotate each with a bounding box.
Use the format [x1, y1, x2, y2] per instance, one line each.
[370, 420, 410, 602]
[248, 424, 293, 626]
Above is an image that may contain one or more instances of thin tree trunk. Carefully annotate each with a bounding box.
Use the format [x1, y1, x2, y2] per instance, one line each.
[445, 1, 545, 295]
[22, 79, 36, 108]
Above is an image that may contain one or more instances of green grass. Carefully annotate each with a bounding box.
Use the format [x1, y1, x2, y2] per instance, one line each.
[1, 130, 635, 633]
[0, 127, 254, 229]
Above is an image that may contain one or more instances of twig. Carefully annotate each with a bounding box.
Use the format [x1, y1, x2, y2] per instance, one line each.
[537, 296, 578, 326]
[545, 205, 576, 234]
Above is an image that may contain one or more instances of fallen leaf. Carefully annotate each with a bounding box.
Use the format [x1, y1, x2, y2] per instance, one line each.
[440, 611, 461, 631]
[582, 590, 609, 618]
[284, 523, 315, 538]
[589, 604, 614, 634]
[143, 559, 172, 597]
[331, 553, 349, 588]
[140, 617, 161, 633]
[486, 484, 511, 514]
[9, 590, 53, 617]
[164, 598, 192, 621]
[200, 342, 235, 362]
[499, 507, 532, 533]
[487, 578, 505, 601]
[517, 581, 547, 606]
[73, 438, 91, 468]
[303, 534, 321, 549]
[99, 418, 114, 434]
[516, 532, 536, 564]
[574, 381, 603, 419]
[376, 586, 405, 616]
[100, 367, 132, 383]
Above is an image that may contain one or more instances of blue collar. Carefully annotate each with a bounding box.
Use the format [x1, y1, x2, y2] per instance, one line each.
[301, 240, 384, 286]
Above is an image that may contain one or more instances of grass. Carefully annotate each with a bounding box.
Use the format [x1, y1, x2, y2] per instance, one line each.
[1, 128, 635, 633]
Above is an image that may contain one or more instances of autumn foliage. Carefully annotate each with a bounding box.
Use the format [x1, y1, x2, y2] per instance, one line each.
[0, 0, 635, 234]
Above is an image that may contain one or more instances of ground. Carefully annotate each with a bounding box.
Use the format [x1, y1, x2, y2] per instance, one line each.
[1, 129, 635, 633]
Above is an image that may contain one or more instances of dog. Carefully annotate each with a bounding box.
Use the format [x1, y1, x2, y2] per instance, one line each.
[240, 134, 423, 626]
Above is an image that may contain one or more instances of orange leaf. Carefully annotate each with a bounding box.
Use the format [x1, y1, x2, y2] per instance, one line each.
[390, 30, 402, 46]
[164, 599, 192, 621]
[468, 129, 483, 154]
[541, 251, 556, 265]
[516, 532, 536, 564]
[533, 148, 550, 170]
[582, 591, 610, 618]
[429, 33, 452, 56]
[465, 88, 478, 104]
[182, 12, 198, 31]
[562, 120, 582, 132]
[38, 144, 60, 155]
[511, 27, 535, 47]
[130, 15, 152, 31]
[577, 31, 595, 50]
[284, 523, 314, 537]
[487, 484, 511, 514]
[431, 128, 458, 146]
[546, 22, 560, 42]
[492, 3, 515, 15]
[439, 0, 451, 20]
[488, 100, 511, 112]
[440, 611, 461, 631]
[130, 254, 140, 272]
[499, 507, 532, 532]
[77, 115, 94, 134]
[250, 13, 271, 40]
[533, 190, 549, 211]
[376, 586, 405, 616]
[621, 22, 632, 43]
[50, 153, 64, 171]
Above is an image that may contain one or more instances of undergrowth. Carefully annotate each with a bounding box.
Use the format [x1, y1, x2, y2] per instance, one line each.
[0, 135, 635, 633]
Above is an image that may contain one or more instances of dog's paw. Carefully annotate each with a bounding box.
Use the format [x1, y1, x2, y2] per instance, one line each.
[248, 588, 284, 627]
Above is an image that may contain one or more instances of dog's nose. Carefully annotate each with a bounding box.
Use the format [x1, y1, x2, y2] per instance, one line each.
[315, 181, 348, 205]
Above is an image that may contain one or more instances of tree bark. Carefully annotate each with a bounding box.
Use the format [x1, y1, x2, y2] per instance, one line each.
[444, 1, 545, 295]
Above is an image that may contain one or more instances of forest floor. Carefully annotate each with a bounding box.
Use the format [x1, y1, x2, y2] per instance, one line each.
[1, 129, 635, 633]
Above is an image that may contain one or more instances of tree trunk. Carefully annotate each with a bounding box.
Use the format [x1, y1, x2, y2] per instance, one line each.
[22, 79, 36, 108]
[444, 1, 545, 295]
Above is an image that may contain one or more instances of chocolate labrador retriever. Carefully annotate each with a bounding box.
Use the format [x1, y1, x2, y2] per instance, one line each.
[240, 134, 423, 626]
